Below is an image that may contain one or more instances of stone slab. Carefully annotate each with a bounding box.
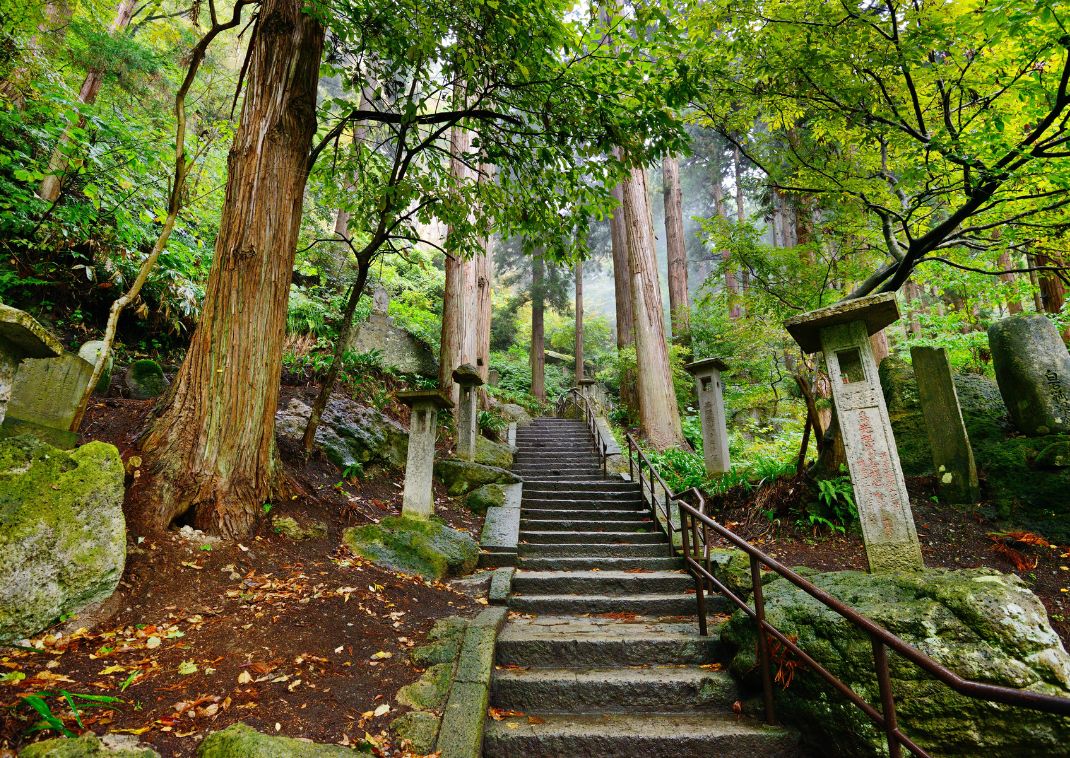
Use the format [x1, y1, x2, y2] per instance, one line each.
[9, 351, 94, 431]
[785, 292, 900, 354]
[398, 390, 453, 410]
[480, 504, 521, 551]
[988, 314, 1070, 435]
[0, 303, 62, 360]
[489, 566, 515, 605]
[349, 312, 437, 376]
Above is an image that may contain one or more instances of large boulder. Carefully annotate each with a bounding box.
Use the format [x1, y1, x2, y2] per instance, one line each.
[988, 315, 1070, 436]
[348, 313, 437, 377]
[276, 396, 407, 470]
[434, 459, 520, 496]
[197, 723, 369, 757]
[20, 734, 159, 757]
[498, 403, 532, 427]
[465, 483, 507, 514]
[723, 568, 1070, 757]
[124, 359, 167, 400]
[1, 435, 125, 643]
[474, 436, 515, 468]
[343, 515, 478, 579]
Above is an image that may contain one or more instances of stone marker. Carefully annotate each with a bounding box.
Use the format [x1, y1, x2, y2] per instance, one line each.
[988, 314, 1070, 435]
[372, 283, 390, 314]
[685, 358, 731, 475]
[453, 363, 485, 461]
[785, 293, 924, 572]
[0, 304, 62, 425]
[910, 346, 980, 503]
[399, 390, 453, 518]
[78, 339, 113, 394]
[488, 368, 500, 387]
[9, 352, 94, 432]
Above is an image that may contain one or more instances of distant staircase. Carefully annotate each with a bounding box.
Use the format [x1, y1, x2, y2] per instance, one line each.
[483, 417, 801, 757]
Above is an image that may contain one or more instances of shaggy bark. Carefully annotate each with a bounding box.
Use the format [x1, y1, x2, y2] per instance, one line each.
[531, 250, 546, 401]
[574, 259, 584, 380]
[662, 155, 689, 340]
[610, 182, 637, 412]
[138, 0, 325, 538]
[439, 122, 473, 409]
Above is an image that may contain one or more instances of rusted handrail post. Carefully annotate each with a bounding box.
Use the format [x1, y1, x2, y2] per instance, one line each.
[872, 637, 902, 758]
[751, 555, 776, 725]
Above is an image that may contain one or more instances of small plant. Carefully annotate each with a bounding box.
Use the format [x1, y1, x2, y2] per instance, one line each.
[20, 691, 122, 737]
[341, 462, 364, 482]
[802, 474, 858, 535]
[478, 409, 508, 437]
[262, 503, 272, 514]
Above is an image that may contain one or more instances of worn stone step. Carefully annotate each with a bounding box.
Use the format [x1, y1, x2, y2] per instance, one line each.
[518, 556, 684, 571]
[520, 530, 663, 544]
[514, 464, 604, 473]
[492, 666, 738, 712]
[518, 543, 673, 558]
[496, 616, 716, 666]
[482, 713, 801, 758]
[520, 475, 609, 483]
[521, 500, 648, 513]
[515, 454, 602, 464]
[507, 592, 701, 616]
[515, 437, 593, 445]
[522, 489, 642, 502]
[519, 518, 653, 533]
[521, 508, 650, 522]
[523, 481, 639, 493]
[513, 570, 692, 595]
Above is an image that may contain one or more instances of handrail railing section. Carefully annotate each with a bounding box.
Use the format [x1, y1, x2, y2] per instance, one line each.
[624, 433, 679, 557]
[672, 485, 1070, 758]
[562, 387, 610, 478]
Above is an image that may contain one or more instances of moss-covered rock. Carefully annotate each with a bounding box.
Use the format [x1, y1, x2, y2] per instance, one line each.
[411, 616, 468, 667]
[465, 483, 507, 514]
[276, 397, 407, 470]
[125, 359, 167, 399]
[1036, 440, 1070, 469]
[1, 435, 125, 643]
[196, 723, 368, 757]
[20, 734, 159, 758]
[272, 515, 328, 541]
[707, 548, 755, 599]
[498, 403, 532, 427]
[389, 711, 440, 754]
[723, 568, 1070, 757]
[397, 662, 453, 709]
[474, 436, 515, 468]
[342, 516, 478, 579]
[434, 459, 520, 496]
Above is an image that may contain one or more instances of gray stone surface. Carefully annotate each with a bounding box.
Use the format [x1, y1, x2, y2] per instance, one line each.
[489, 566, 514, 604]
[342, 515, 478, 579]
[498, 403, 532, 427]
[784, 292, 900, 355]
[349, 313, 436, 376]
[686, 358, 731, 475]
[474, 436, 515, 468]
[814, 318, 923, 572]
[453, 363, 484, 461]
[78, 340, 113, 395]
[911, 346, 979, 503]
[19, 734, 159, 757]
[434, 459, 520, 496]
[0, 306, 62, 427]
[723, 568, 1070, 757]
[398, 392, 452, 518]
[275, 396, 408, 470]
[988, 314, 1070, 435]
[124, 359, 167, 399]
[390, 710, 440, 754]
[9, 352, 94, 431]
[196, 723, 366, 757]
[1, 435, 125, 643]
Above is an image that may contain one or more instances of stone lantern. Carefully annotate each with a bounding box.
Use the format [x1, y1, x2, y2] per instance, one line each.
[785, 293, 924, 572]
[398, 390, 453, 518]
[685, 358, 730, 476]
[452, 363, 484, 462]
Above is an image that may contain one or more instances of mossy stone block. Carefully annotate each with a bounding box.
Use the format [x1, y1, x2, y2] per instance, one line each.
[465, 483, 506, 514]
[474, 437, 515, 468]
[272, 515, 328, 540]
[342, 516, 478, 579]
[397, 662, 453, 709]
[196, 723, 368, 757]
[125, 359, 167, 399]
[434, 459, 520, 496]
[20, 734, 159, 758]
[389, 711, 440, 754]
[411, 617, 467, 666]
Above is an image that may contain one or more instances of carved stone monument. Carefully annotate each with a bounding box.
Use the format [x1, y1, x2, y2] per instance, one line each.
[911, 346, 980, 503]
[988, 314, 1070, 436]
[786, 293, 924, 572]
[453, 363, 484, 461]
[398, 390, 453, 518]
[685, 358, 731, 476]
[372, 284, 390, 315]
[0, 304, 62, 426]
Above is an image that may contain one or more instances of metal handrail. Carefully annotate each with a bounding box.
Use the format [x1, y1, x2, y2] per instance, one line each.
[563, 387, 610, 478]
[672, 486, 1070, 758]
[624, 433, 679, 556]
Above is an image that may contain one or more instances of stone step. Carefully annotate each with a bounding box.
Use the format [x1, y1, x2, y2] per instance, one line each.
[513, 570, 692, 595]
[523, 481, 640, 493]
[491, 666, 738, 712]
[520, 530, 663, 544]
[508, 592, 701, 616]
[520, 475, 609, 483]
[514, 464, 604, 473]
[515, 437, 593, 446]
[483, 713, 801, 757]
[521, 499, 647, 512]
[496, 616, 716, 666]
[515, 453, 602, 464]
[518, 543, 674, 558]
[521, 508, 650, 522]
[520, 518, 653, 533]
[522, 489, 642, 502]
[518, 556, 684, 571]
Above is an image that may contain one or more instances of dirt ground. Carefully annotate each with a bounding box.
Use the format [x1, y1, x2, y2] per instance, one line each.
[0, 393, 483, 756]
[705, 474, 1070, 648]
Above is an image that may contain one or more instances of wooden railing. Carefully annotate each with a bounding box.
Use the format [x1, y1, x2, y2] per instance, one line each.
[672, 486, 1070, 758]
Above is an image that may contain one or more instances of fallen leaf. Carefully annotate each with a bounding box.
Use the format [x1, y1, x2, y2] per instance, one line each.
[145, 637, 161, 649]
[237, 671, 252, 684]
[177, 661, 198, 675]
[527, 715, 545, 725]
[373, 703, 390, 717]
[370, 651, 392, 661]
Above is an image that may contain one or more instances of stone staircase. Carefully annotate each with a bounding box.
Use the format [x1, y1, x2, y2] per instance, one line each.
[483, 417, 801, 756]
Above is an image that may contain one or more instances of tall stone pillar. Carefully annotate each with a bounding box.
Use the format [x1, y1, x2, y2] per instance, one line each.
[0, 304, 62, 426]
[910, 346, 980, 503]
[685, 358, 730, 475]
[399, 390, 453, 518]
[453, 363, 484, 462]
[988, 314, 1070, 435]
[786, 293, 924, 573]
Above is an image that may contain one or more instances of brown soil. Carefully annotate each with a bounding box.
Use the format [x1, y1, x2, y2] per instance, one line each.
[705, 474, 1070, 648]
[1, 392, 483, 757]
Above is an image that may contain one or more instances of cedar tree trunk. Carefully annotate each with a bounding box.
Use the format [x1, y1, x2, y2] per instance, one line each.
[574, 259, 584, 381]
[662, 155, 689, 341]
[531, 250, 546, 401]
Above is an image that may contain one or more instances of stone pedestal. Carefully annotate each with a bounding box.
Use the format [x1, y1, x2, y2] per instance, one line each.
[452, 363, 484, 461]
[685, 358, 731, 475]
[911, 346, 979, 503]
[786, 293, 923, 572]
[399, 390, 453, 518]
[0, 304, 62, 425]
[988, 314, 1070, 435]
